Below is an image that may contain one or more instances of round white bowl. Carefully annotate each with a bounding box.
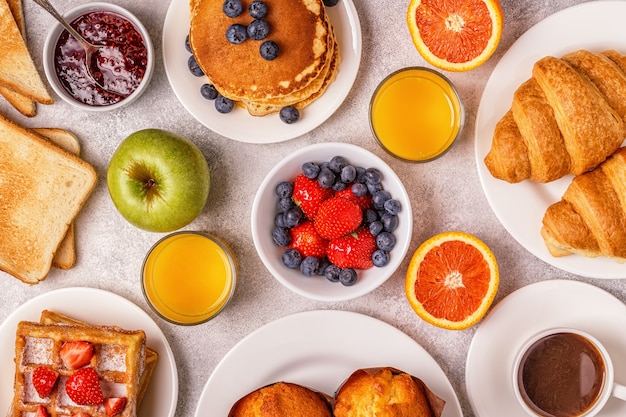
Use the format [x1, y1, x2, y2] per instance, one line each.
[251, 142, 413, 302]
[42, 2, 154, 111]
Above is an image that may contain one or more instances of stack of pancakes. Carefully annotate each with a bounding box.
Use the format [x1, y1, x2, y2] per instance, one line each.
[189, 0, 339, 116]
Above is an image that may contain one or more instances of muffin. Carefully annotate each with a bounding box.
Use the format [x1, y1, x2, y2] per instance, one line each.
[228, 381, 334, 417]
[333, 367, 445, 417]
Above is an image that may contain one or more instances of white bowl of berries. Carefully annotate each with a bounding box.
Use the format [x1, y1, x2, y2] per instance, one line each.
[251, 142, 413, 302]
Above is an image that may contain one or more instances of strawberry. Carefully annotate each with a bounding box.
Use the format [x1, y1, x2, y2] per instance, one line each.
[35, 405, 49, 417]
[71, 413, 91, 417]
[104, 397, 127, 417]
[60, 341, 94, 370]
[65, 368, 103, 406]
[292, 174, 333, 219]
[32, 366, 58, 398]
[289, 220, 328, 258]
[314, 197, 363, 240]
[327, 228, 376, 269]
[335, 187, 372, 210]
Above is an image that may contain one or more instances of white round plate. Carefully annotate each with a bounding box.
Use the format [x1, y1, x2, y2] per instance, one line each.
[162, 0, 362, 143]
[466, 280, 626, 416]
[251, 142, 413, 302]
[474, 0, 626, 279]
[194, 310, 463, 416]
[0, 287, 178, 417]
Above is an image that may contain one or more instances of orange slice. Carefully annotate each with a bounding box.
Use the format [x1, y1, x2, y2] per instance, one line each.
[407, 0, 503, 72]
[405, 231, 499, 330]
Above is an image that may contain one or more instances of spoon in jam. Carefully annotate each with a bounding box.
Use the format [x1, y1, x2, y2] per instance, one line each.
[31, 0, 110, 91]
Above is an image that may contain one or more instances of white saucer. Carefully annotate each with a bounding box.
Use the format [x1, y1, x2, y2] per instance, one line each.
[466, 280, 626, 416]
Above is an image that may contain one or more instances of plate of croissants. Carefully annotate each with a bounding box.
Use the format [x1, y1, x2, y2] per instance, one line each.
[475, 0, 626, 279]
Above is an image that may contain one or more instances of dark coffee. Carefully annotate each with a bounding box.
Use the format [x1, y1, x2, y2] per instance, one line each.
[517, 332, 605, 417]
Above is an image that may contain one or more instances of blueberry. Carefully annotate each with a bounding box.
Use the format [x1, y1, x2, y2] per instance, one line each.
[275, 181, 293, 198]
[376, 232, 396, 251]
[384, 199, 401, 215]
[325, 264, 341, 282]
[372, 190, 391, 210]
[354, 166, 367, 183]
[331, 179, 347, 191]
[260, 40, 279, 60]
[340, 165, 356, 183]
[272, 227, 291, 246]
[277, 196, 294, 212]
[317, 167, 335, 189]
[323, 0, 339, 6]
[275, 212, 287, 228]
[187, 55, 204, 77]
[365, 167, 382, 184]
[302, 162, 320, 179]
[300, 256, 320, 277]
[279, 106, 299, 124]
[248, 0, 268, 18]
[247, 19, 270, 40]
[283, 207, 303, 227]
[225, 23, 248, 44]
[329, 156, 347, 173]
[351, 182, 368, 197]
[366, 181, 382, 195]
[369, 221, 383, 236]
[282, 248, 302, 269]
[363, 208, 379, 224]
[339, 268, 358, 286]
[223, 0, 243, 17]
[185, 34, 192, 52]
[381, 212, 398, 232]
[200, 83, 218, 100]
[215, 95, 234, 113]
[315, 257, 331, 276]
[372, 250, 389, 267]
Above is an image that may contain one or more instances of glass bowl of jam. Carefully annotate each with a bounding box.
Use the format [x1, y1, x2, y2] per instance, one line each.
[42, 2, 154, 111]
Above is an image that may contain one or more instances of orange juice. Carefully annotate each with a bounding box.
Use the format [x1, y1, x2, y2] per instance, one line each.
[370, 67, 463, 162]
[141, 232, 236, 325]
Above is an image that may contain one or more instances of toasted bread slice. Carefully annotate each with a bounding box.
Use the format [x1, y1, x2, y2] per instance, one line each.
[0, 0, 37, 116]
[0, 0, 53, 104]
[0, 114, 97, 284]
[33, 128, 82, 270]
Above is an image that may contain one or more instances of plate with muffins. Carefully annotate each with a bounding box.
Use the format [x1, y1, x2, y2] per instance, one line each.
[163, 0, 362, 143]
[194, 310, 463, 416]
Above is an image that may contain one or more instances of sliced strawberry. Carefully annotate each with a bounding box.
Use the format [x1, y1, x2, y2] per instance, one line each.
[34, 405, 49, 417]
[289, 220, 328, 258]
[65, 368, 103, 406]
[292, 174, 333, 219]
[327, 228, 376, 269]
[32, 366, 59, 398]
[314, 197, 363, 240]
[71, 413, 91, 417]
[104, 397, 127, 417]
[335, 187, 372, 210]
[60, 341, 94, 370]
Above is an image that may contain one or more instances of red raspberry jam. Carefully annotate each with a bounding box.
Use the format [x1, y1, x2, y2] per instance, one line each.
[54, 11, 148, 106]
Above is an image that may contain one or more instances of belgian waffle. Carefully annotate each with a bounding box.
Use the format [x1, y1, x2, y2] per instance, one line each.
[38, 310, 158, 405]
[11, 320, 146, 417]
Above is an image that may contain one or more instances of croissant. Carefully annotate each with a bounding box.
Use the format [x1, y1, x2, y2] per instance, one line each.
[484, 50, 626, 183]
[541, 147, 626, 261]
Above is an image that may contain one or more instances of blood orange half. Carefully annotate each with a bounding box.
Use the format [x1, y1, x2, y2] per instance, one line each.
[405, 231, 499, 330]
[407, 0, 503, 72]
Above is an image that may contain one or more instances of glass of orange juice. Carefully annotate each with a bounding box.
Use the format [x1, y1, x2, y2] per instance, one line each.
[369, 67, 464, 162]
[141, 231, 237, 325]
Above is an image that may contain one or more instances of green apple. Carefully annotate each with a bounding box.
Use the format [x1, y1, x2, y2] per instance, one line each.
[107, 129, 210, 232]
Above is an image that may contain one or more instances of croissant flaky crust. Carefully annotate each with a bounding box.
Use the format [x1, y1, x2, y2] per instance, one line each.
[484, 50, 626, 183]
[541, 147, 626, 261]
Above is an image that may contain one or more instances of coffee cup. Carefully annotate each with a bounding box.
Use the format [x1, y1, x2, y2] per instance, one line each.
[512, 327, 626, 417]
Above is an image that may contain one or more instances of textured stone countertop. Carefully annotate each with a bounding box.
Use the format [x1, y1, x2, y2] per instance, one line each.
[2, 0, 625, 416]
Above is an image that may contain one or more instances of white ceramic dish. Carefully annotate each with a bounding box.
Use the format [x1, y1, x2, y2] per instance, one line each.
[42, 2, 155, 111]
[0, 287, 178, 417]
[162, 0, 362, 143]
[251, 142, 412, 302]
[194, 310, 463, 416]
[466, 280, 626, 417]
[474, 0, 626, 279]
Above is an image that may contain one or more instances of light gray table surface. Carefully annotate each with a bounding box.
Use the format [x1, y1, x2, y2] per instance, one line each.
[2, 0, 625, 416]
